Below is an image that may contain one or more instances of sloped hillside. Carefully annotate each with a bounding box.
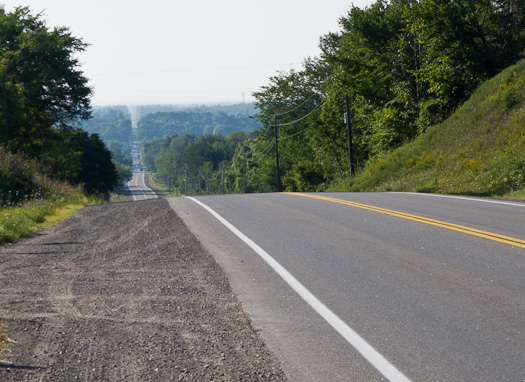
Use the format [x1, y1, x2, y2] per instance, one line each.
[335, 60, 525, 199]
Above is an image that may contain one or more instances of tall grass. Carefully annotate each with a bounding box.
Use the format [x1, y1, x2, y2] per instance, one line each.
[329, 60, 525, 199]
[0, 146, 90, 242]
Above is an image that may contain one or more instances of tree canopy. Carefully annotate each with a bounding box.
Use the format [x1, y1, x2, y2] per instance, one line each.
[242, 0, 525, 192]
[0, 6, 119, 196]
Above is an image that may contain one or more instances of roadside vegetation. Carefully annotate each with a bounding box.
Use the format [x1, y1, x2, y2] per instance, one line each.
[0, 7, 121, 199]
[0, 146, 96, 242]
[328, 60, 525, 198]
[0, 7, 127, 242]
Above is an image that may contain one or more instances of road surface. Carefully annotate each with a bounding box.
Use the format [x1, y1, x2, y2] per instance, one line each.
[169, 192, 525, 382]
[125, 111, 157, 201]
[126, 170, 157, 201]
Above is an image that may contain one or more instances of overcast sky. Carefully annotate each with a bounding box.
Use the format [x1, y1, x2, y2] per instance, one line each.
[2, 1, 372, 106]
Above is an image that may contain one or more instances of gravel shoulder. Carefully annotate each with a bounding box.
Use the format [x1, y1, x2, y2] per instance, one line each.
[0, 198, 286, 381]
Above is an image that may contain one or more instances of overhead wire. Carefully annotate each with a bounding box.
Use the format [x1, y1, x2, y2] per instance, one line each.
[274, 94, 318, 117]
[92, 63, 302, 76]
[275, 98, 326, 127]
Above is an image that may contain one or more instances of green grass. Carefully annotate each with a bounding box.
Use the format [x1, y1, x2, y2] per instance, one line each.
[0, 194, 96, 243]
[149, 173, 180, 197]
[328, 60, 525, 199]
[0, 146, 100, 242]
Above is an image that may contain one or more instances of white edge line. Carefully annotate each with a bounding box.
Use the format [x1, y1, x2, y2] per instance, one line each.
[391, 192, 525, 208]
[186, 196, 412, 382]
[126, 180, 137, 202]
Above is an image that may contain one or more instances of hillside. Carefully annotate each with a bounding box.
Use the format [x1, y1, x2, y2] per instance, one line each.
[137, 110, 260, 144]
[331, 60, 525, 199]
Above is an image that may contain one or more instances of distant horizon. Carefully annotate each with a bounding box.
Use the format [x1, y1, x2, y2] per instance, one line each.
[93, 100, 257, 108]
[1, 0, 373, 105]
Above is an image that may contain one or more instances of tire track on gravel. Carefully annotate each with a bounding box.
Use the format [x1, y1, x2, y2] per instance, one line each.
[0, 199, 286, 381]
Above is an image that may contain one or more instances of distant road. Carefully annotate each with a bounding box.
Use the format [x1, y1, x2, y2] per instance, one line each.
[126, 170, 157, 201]
[125, 111, 157, 201]
[170, 192, 525, 381]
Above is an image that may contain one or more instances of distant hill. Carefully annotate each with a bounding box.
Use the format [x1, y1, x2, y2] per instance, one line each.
[137, 108, 261, 144]
[132, 103, 257, 117]
[330, 60, 525, 199]
[81, 106, 131, 144]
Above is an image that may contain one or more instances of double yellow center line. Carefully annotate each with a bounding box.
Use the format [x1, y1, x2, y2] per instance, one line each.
[290, 193, 525, 249]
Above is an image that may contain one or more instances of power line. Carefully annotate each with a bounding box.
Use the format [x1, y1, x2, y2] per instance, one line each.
[92, 63, 302, 76]
[97, 88, 246, 95]
[274, 94, 317, 117]
[277, 125, 311, 142]
[250, 124, 273, 150]
[275, 99, 326, 127]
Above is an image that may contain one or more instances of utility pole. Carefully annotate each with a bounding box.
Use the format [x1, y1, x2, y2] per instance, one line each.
[274, 116, 281, 192]
[243, 145, 247, 193]
[221, 165, 225, 194]
[2, 73, 9, 147]
[184, 164, 187, 195]
[174, 163, 178, 196]
[345, 95, 355, 177]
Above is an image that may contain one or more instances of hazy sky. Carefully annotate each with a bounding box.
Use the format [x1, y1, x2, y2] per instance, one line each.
[2, 1, 373, 106]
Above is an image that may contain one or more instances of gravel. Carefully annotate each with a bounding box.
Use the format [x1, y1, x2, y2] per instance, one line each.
[0, 198, 286, 381]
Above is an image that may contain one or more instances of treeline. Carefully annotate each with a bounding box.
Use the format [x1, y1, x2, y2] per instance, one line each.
[132, 103, 258, 118]
[238, 0, 525, 192]
[0, 7, 121, 197]
[81, 106, 131, 147]
[142, 131, 252, 194]
[138, 110, 260, 144]
[81, 106, 133, 184]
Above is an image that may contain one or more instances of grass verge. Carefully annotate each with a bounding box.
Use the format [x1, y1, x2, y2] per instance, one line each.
[149, 173, 180, 197]
[0, 195, 97, 243]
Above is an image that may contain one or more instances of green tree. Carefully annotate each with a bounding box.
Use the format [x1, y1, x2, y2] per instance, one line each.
[69, 130, 118, 196]
[252, 57, 329, 191]
[113, 160, 132, 186]
[44, 129, 118, 196]
[0, 6, 92, 156]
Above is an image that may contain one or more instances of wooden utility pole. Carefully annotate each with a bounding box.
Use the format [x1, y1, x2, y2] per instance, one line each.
[221, 165, 225, 194]
[243, 145, 247, 194]
[2, 73, 9, 147]
[274, 116, 281, 192]
[345, 95, 355, 176]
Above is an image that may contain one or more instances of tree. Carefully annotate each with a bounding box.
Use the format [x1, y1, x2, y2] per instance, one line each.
[41, 129, 118, 196]
[68, 130, 118, 196]
[0, 6, 92, 156]
[252, 57, 329, 191]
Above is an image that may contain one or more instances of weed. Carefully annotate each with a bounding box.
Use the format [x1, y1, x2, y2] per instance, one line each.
[0, 322, 16, 363]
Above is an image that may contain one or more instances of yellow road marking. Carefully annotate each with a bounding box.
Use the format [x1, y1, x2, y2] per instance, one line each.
[289, 193, 525, 249]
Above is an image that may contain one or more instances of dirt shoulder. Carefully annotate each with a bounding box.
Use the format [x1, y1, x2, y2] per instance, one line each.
[0, 198, 286, 381]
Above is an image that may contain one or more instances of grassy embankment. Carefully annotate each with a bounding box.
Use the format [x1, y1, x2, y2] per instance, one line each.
[148, 175, 178, 197]
[0, 147, 97, 243]
[329, 60, 525, 199]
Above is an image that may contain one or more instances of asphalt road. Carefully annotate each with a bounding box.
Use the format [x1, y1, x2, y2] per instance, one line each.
[169, 192, 525, 382]
[125, 110, 157, 201]
[126, 170, 157, 201]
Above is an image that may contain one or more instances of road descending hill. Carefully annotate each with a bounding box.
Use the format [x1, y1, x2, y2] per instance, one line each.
[0, 199, 285, 381]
